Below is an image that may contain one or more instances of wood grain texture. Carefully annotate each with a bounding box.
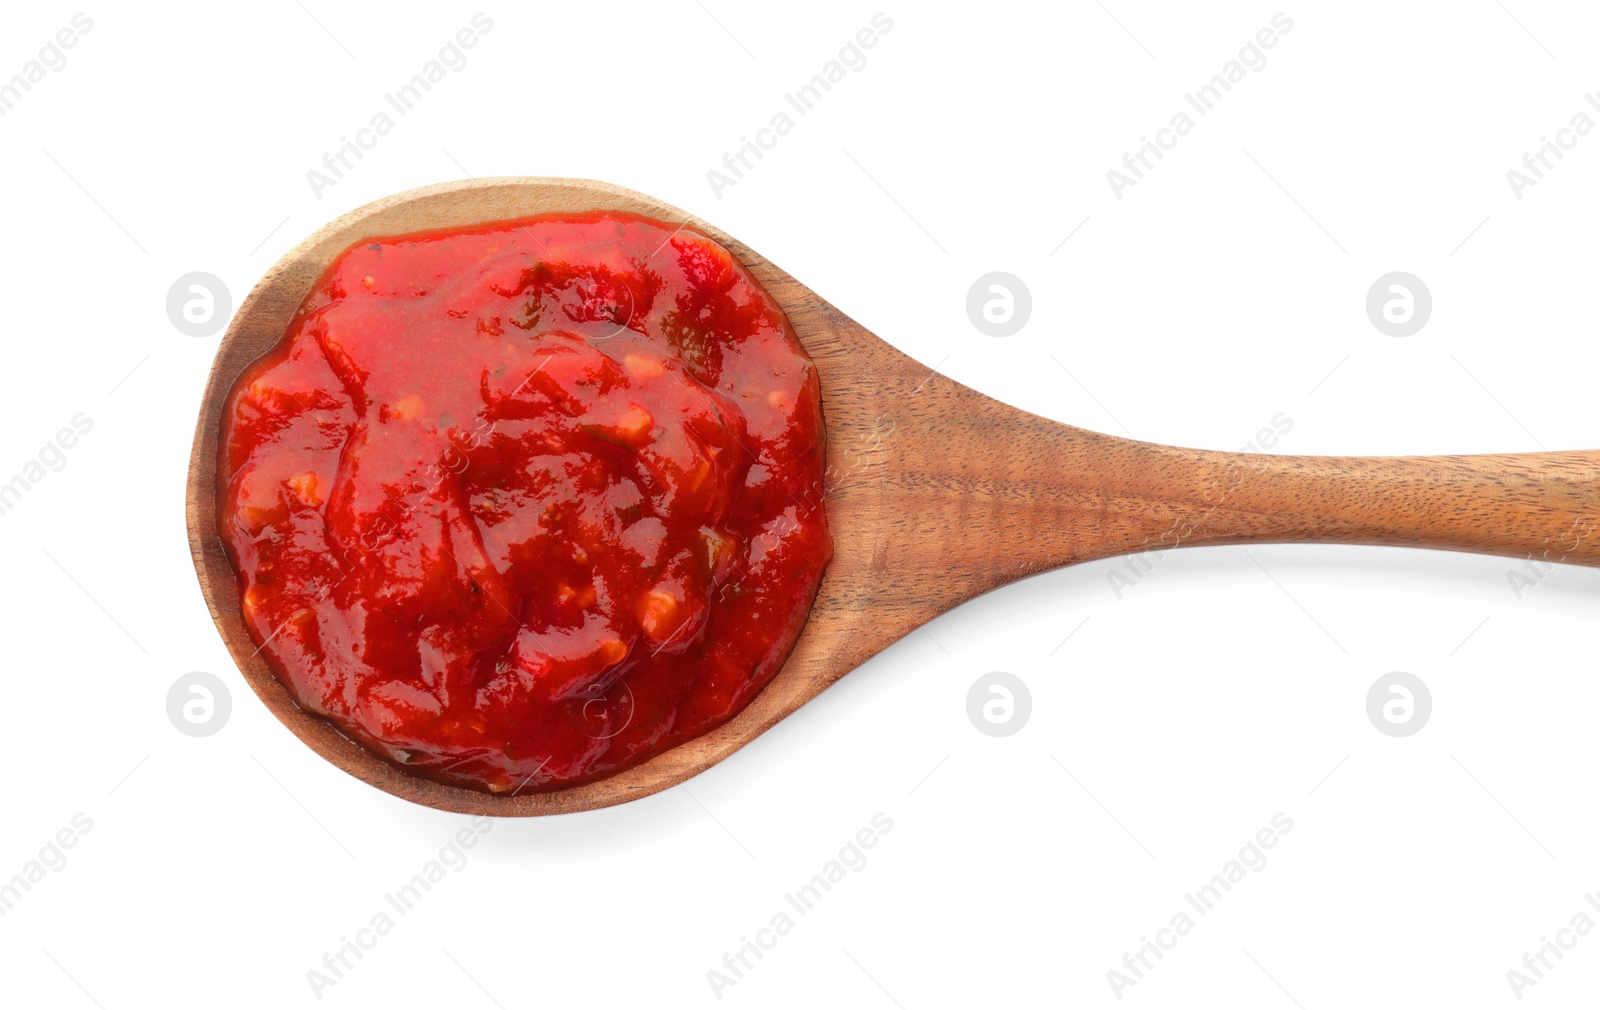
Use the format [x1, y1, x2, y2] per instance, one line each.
[187, 177, 1600, 816]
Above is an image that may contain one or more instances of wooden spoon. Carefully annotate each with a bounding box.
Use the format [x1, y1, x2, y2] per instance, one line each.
[187, 177, 1600, 816]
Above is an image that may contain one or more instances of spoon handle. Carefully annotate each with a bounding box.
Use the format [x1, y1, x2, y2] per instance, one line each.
[1080, 440, 1600, 566]
[842, 374, 1600, 613]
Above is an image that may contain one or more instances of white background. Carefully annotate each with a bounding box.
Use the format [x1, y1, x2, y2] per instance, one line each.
[2, 2, 1599, 1007]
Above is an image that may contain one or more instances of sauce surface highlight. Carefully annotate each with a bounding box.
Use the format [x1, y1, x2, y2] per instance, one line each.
[219, 213, 830, 793]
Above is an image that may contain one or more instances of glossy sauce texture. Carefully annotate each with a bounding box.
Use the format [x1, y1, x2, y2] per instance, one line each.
[219, 214, 830, 793]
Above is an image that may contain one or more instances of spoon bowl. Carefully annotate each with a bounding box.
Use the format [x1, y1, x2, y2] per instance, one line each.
[188, 177, 1600, 815]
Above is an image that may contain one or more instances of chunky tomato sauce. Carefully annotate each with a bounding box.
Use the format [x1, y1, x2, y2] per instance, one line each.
[219, 214, 830, 793]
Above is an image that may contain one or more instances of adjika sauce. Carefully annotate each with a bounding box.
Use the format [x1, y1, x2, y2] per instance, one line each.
[219, 214, 830, 793]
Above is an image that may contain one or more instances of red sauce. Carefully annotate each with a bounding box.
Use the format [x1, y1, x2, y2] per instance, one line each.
[219, 213, 830, 793]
